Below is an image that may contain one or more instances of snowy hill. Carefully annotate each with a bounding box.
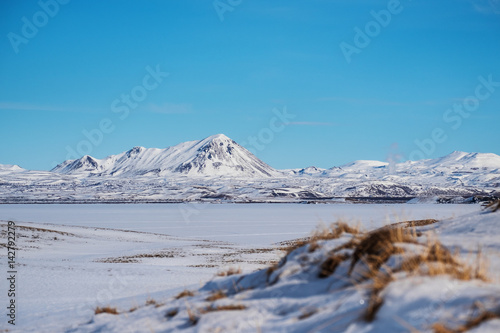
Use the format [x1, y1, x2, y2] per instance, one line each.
[338, 159, 389, 170]
[51, 134, 278, 178]
[42, 208, 500, 333]
[0, 164, 24, 172]
[429, 151, 500, 169]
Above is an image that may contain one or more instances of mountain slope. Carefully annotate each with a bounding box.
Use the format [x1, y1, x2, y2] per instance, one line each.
[51, 134, 278, 178]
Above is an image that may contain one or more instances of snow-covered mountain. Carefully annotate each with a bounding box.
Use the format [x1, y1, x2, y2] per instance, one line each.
[51, 134, 278, 178]
[1, 135, 499, 202]
[0, 164, 24, 173]
[428, 151, 500, 169]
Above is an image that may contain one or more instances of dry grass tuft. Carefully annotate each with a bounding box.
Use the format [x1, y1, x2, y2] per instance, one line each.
[399, 241, 488, 282]
[308, 241, 321, 253]
[266, 217, 488, 323]
[217, 267, 242, 277]
[165, 308, 178, 318]
[183, 303, 246, 326]
[279, 238, 309, 256]
[319, 253, 350, 278]
[483, 199, 500, 213]
[312, 221, 360, 241]
[388, 218, 439, 229]
[185, 303, 246, 325]
[201, 304, 246, 313]
[94, 306, 119, 315]
[327, 219, 488, 322]
[186, 307, 199, 325]
[145, 298, 157, 306]
[206, 290, 227, 302]
[364, 296, 384, 322]
[361, 228, 487, 321]
[433, 306, 500, 332]
[175, 289, 195, 299]
[348, 227, 417, 276]
[266, 256, 288, 281]
[278, 221, 360, 256]
[364, 273, 393, 322]
[266, 262, 279, 275]
[298, 308, 317, 320]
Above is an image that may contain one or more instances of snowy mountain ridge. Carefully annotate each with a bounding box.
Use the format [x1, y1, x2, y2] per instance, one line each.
[50, 134, 500, 179]
[51, 134, 278, 178]
[1, 134, 499, 202]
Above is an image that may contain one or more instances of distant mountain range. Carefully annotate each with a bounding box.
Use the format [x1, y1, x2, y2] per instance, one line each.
[1, 134, 499, 203]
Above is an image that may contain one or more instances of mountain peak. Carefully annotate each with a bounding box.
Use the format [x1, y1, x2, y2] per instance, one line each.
[174, 134, 276, 176]
[0, 164, 24, 172]
[206, 133, 230, 140]
[126, 146, 145, 157]
[200, 134, 233, 145]
[52, 134, 277, 178]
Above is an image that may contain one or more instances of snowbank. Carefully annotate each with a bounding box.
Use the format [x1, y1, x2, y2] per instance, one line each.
[67, 209, 500, 333]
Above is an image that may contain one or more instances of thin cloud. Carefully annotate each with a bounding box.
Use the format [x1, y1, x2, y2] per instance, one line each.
[318, 97, 464, 107]
[0, 101, 101, 113]
[288, 121, 335, 126]
[317, 96, 408, 107]
[144, 103, 193, 114]
[470, 0, 500, 14]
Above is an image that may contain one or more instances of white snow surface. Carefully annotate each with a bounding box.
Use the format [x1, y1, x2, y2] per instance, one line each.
[1, 204, 500, 332]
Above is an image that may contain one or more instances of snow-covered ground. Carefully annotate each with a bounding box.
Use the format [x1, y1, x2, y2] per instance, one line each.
[0, 203, 499, 332]
[0, 203, 478, 244]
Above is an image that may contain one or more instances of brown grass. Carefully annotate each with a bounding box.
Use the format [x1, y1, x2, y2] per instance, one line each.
[145, 298, 157, 306]
[206, 290, 227, 302]
[144, 298, 164, 308]
[165, 308, 178, 318]
[360, 228, 488, 322]
[318, 253, 350, 278]
[348, 226, 418, 277]
[298, 308, 317, 320]
[96, 250, 178, 263]
[311, 221, 360, 241]
[185, 304, 246, 325]
[175, 289, 195, 299]
[266, 262, 280, 282]
[433, 307, 500, 332]
[308, 241, 321, 252]
[483, 199, 500, 213]
[399, 241, 488, 282]
[186, 307, 199, 325]
[217, 267, 242, 277]
[16, 225, 75, 236]
[307, 219, 489, 322]
[94, 306, 119, 315]
[351, 226, 416, 322]
[362, 240, 488, 322]
[278, 238, 310, 256]
[201, 304, 246, 313]
[279, 221, 360, 256]
[388, 218, 439, 229]
[364, 273, 393, 321]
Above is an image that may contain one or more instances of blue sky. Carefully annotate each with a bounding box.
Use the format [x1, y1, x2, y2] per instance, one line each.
[1, 0, 499, 170]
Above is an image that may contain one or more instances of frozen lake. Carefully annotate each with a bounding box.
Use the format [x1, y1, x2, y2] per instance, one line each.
[0, 203, 482, 332]
[0, 203, 478, 246]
